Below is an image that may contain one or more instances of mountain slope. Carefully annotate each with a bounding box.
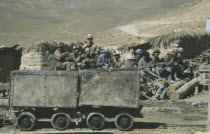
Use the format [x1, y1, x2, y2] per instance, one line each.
[0, 0, 192, 47]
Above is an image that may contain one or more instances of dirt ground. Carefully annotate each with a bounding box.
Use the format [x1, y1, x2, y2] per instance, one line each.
[0, 90, 208, 134]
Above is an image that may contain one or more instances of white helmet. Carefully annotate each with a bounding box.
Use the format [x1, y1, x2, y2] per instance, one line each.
[113, 50, 121, 56]
[178, 47, 184, 53]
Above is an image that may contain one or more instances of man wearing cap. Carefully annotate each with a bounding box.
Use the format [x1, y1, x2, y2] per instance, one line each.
[121, 56, 137, 69]
[68, 45, 82, 69]
[83, 34, 98, 54]
[111, 50, 124, 68]
[161, 49, 178, 83]
[81, 48, 96, 69]
[97, 48, 111, 69]
[138, 52, 154, 70]
[54, 42, 70, 70]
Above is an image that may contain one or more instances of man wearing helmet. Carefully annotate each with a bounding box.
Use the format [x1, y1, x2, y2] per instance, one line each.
[161, 49, 179, 83]
[121, 56, 137, 69]
[54, 42, 70, 70]
[151, 49, 164, 75]
[134, 49, 143, 65]
[138, 52, 154, 70]
[81, 48, 96, 69]
[111, 50, 124, 68]
[176, 47, 188, 78]
[97, 48, 111, 69]
[68, 45, 82, 69]
[83, 34, 98, 55]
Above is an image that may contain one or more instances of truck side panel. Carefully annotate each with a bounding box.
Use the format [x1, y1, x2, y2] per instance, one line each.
[45, 75, 78, 108]
[11, 71, 78, 108]
[79, 70, 140, 108]
[13, 75, 46, 107]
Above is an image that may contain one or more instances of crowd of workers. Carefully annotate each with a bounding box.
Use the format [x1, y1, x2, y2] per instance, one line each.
[54, 34, 188, 83]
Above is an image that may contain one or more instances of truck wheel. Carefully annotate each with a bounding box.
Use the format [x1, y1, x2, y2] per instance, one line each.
[87, 112, 105, 130]
[51, 113, 70, 130]
[17, 112, 37, 131]
[115, 113, 134, 131]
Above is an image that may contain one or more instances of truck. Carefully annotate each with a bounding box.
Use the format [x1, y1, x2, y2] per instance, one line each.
[0, 69, 143, 131]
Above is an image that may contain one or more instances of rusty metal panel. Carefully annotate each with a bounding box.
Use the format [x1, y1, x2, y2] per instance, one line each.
[45, 74, 78, 108]
[79, 70, 140, 108]
[12, 74, 46, 107]
[11, 70, 78, 108]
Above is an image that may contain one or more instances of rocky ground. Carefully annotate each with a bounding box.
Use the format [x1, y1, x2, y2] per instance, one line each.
[0, 90, 208, 134]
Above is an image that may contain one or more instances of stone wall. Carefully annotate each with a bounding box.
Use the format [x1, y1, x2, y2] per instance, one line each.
[20, 42, 72, 70]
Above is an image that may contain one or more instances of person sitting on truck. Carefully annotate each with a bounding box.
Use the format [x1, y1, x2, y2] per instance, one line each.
[121, 56, 137, 69]
[111, 50, 124, 68]
[54, 42, 70, 70]
[82, 34, 98, 56]
[68, 45, 82, 69]
[97, 48, 111, 69]
[81, 48, 96, 69]
[138, 52, 154, 71]
[134, 49, 143, 66]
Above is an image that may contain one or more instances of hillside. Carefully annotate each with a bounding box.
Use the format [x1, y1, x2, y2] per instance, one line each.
[0, 0, 193, 47]
[101, 0, 210, 46]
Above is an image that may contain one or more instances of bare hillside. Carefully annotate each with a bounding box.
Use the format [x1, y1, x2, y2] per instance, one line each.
[102, 0, 210, 46]
[0, 0, 192, 47]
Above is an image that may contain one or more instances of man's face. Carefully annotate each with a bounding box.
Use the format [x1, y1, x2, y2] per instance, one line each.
[129, 60, 136, 67]
[87, 38, 93, 43]
[114, 55, 120, 60]
[57, 47, 62, 51]
[137, 54, 143, 58]
[104, 52, 108, 57]
[143, 55, 149, 59]
[168, 54, 173, 58]
[154, 53, 159, 57]
[178, 52, 184, 57]
[74, 49, 79, 55]
[85, 51, 90, 55]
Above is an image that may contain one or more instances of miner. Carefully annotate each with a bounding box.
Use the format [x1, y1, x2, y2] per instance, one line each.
[111, 50, 124, 68]
[54, 42, 70, 70]
[97, 48, 111, 69]
[68, 45, 82, 69]
[121, 56, 137, 69]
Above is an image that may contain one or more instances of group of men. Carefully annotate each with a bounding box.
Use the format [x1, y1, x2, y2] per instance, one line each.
[54, 34, 188, 83]
[129, 48, 188, 83]
[54, 34, 123, 70]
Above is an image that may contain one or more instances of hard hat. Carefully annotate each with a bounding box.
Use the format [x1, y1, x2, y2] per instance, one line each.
[143, 52, 150, 57]
[135, 49, 143, 54]
[85, 48, 90, 52]
[56, 42, 63, 48]
[113, 50, 121, 56]
[73, 45, 79, 50]
[128, 56, 137, 61]
[167, 49, 175, 55]
[87, 34, 93, 39]
[103, 48, 109, 53]
[173, 48, 178, 54]
[153, 49, 160, 53]
[178, 47, 184, 53]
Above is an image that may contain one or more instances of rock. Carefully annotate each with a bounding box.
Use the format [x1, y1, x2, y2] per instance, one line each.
[191, 101, 202, 107]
